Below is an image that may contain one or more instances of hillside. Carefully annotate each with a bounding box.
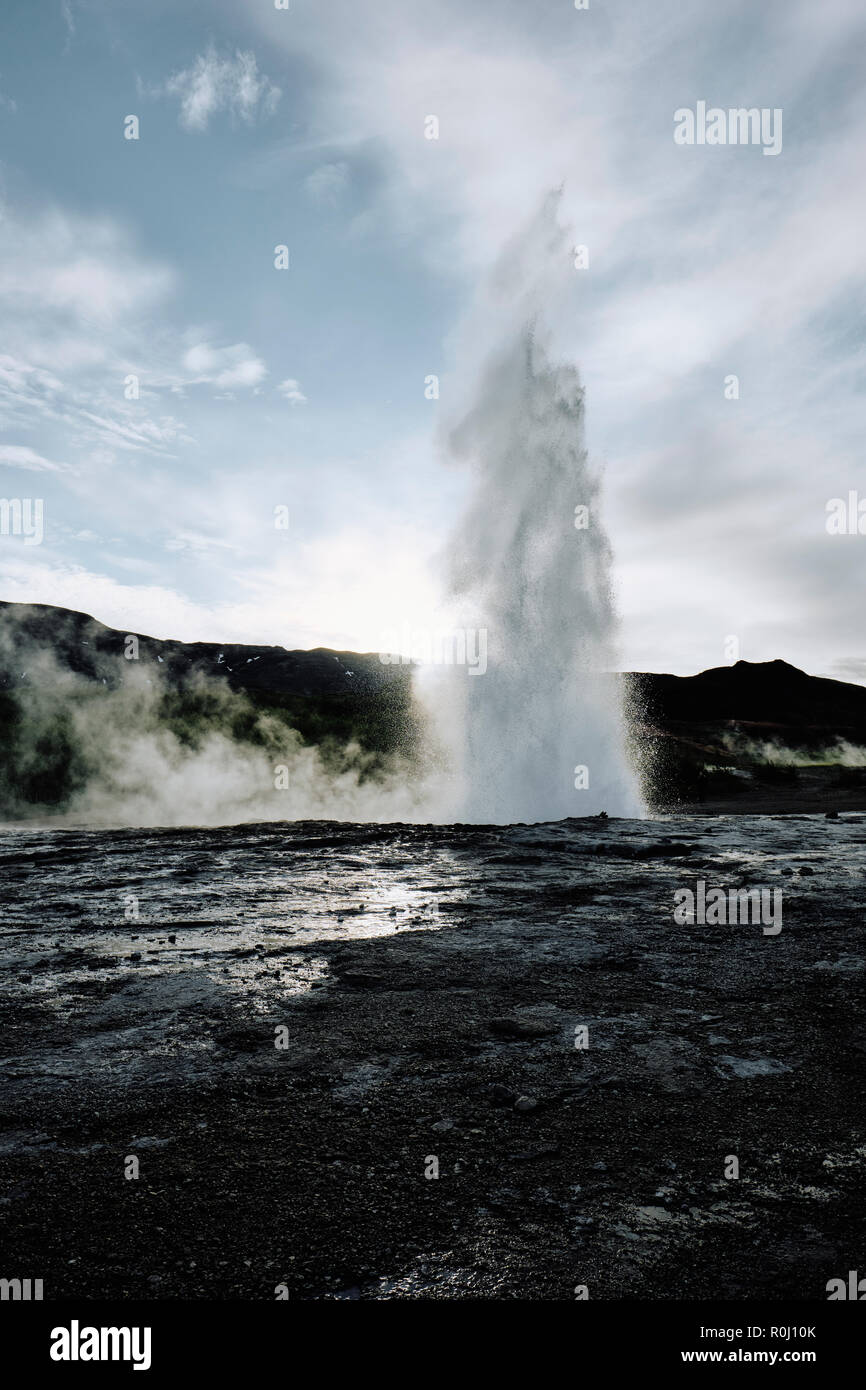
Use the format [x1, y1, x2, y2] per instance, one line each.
[1, 601, 865, 814]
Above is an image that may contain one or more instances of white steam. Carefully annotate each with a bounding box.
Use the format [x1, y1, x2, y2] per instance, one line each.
[1, 195, 642, 828]
[416, 195, 643, 822]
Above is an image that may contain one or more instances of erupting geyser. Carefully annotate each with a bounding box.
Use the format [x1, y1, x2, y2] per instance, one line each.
[418, 197, 643, 824]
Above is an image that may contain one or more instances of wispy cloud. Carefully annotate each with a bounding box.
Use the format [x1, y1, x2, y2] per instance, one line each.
[0, 444, 71, 474]
[276, 378, 307, 406]
[4, 0, 866, 678]
[60, 1, 75, 47]
[0, 209, 173, 328]
[157, 44, 280, 132]
[245, 0, 866, 674]
[304, 162, 350, 206]
[164, 529, 242, 556]
[0, 207, 271, 468]
[182, 342, 267, 390]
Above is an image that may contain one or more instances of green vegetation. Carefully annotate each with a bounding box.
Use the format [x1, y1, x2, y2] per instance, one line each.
[0, 671, 422, 816]
[0, 690, 91, 810]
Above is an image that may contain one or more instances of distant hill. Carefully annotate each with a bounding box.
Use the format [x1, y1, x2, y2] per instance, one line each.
[0, 600, 405, 699]
[1, 601, 865, 813]
[0, 601, 418, 815]
[628, 658, 866, 735]
[4, 601, 865, 737]
[626, 659, 866, 810]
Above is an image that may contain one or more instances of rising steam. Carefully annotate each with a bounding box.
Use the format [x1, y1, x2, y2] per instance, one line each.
[0, 622, 433, 828]
[416, 195, 643, 822]
[1, 194, 641, 828]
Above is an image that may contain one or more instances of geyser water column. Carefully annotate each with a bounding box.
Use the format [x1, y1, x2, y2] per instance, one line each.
[420, 202, 643, 823]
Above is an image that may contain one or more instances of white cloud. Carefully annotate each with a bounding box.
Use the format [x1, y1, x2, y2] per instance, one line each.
[0, 210, 172, 327]
[182, 342, 267, 390]
[0, 351, 192, 461]
[0, 202, 271, 470]
[276, 378, 307, 405]
[4, 0, 866, 685]
[244, 0, 866, 676]
[0, 516, 445, 652]
[304, 162, 350, 206]
[0, 444, 71, 473]
[160, 44, 280, 132]
[164, 529, 241, 556]
[0, 556, 226, 640]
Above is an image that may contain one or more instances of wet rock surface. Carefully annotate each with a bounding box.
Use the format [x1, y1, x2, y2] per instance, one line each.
[0, 813, 863, 1300]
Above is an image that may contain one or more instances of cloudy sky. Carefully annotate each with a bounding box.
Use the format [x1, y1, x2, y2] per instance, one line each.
[1, 0, 864, 679]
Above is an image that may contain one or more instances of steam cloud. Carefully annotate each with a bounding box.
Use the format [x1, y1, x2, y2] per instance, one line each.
[0, 620, 438, 828]
[720, 731, 866, 769]
[418, 193, 643, 822]
[1, 194, 642, 828]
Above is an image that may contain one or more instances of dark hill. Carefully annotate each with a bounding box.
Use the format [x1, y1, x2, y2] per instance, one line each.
[0, 602, 418, 813]
[0, 601, 405, 699]
[2, 601, 865, 813]
[5, 601, 865, 731]
[629, 659, 866, 734]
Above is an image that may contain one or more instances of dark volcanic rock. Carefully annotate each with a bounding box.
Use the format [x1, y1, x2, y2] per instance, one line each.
[489, 1016, 559, 1039]
[0, 815, 864, 1300]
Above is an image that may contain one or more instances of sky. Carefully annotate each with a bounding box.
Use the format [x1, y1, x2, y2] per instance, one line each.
[0, 0, 865, 679]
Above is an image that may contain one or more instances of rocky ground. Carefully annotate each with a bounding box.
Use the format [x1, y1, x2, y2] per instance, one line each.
[662, 766, 866, 816]
[0, 814, 864, 1299]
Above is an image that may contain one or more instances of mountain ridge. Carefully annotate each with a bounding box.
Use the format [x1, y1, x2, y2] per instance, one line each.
[2, 600, 866, 814]
[3, 599, 864, 722]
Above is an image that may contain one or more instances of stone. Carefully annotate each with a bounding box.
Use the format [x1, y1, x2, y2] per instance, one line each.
[490, 1016, 557, 1039]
